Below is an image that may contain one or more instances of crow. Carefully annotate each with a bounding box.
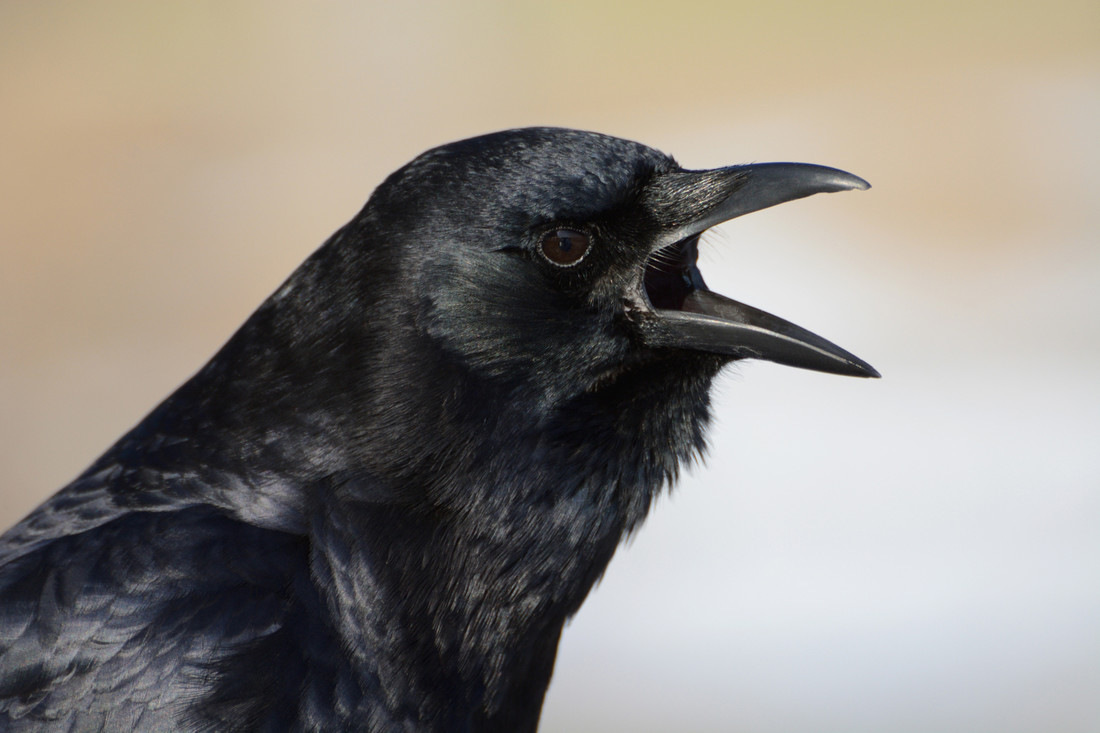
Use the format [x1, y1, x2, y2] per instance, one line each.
[0, 127, 877, 731]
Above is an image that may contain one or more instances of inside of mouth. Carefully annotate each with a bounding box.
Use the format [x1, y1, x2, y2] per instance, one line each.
[642, 235, 706, 311]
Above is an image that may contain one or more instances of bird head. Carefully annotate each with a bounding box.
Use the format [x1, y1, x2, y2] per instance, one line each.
[356, 127, 876, 410]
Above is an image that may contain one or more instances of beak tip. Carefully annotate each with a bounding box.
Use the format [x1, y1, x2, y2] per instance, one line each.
[830, 170, 870, 192]
[813, 358, 880, 379]
[838, 352, 880, 379]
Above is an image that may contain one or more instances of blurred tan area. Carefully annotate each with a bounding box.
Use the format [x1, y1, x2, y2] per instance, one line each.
[1, 2, 1098, 732]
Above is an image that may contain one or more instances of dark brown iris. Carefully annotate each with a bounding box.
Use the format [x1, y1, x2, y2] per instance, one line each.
[539, 229, 590, 266]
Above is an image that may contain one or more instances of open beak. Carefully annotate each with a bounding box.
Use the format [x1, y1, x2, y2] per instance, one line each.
[634, 163, 880, 378]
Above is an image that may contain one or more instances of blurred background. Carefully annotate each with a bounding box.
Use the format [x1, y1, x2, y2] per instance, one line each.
[1, 2, 1097, 731]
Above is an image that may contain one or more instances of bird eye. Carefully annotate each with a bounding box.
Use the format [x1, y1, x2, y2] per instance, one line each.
[539, 229, 591, 267]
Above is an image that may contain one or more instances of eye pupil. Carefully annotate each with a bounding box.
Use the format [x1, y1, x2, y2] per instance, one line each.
[540, 228, 590, 266]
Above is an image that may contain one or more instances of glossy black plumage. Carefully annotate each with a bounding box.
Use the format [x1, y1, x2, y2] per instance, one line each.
[0, 128, 875, 731]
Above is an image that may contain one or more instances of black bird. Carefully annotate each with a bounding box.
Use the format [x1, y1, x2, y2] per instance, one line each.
[0, 128, 876, 731]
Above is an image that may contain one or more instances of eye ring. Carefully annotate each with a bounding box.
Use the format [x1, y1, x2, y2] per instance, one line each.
[539, 228, 591, 267]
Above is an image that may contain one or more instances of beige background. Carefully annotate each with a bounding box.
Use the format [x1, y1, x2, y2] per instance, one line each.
[2, 2, 1097, 731]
